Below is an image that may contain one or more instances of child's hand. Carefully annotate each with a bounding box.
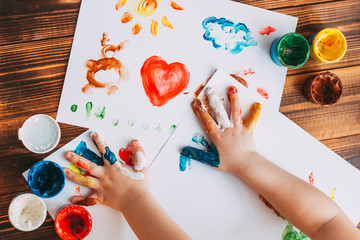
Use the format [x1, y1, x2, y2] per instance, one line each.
[63, 132, 149, 212]
[190, 86, 261, 174]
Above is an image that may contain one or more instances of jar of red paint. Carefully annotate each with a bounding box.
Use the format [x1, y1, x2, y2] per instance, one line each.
[55, 205, 92, 240]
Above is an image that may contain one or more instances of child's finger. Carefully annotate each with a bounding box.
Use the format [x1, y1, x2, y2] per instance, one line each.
[71, 195, 100, 206]
[130, 140, 148, 172]
[63, 167, 100, 189]
[191, 99, 218, 133]
[90, 131, 117, 165]
[206, 87, 232, 129]
[227, 86, 242, 126]
[243, 103, 262, 132]
[65, 151, 103, 177]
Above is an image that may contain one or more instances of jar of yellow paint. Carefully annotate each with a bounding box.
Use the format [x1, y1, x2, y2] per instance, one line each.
[309, 28, 347, 63]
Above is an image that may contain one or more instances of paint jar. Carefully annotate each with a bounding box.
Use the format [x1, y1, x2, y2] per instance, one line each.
[55, 205, 93, 240]
[28, 161, 65, 198]
[270, 33, 310, 68]
[303, 72, 342, 106]
[18, 114, 61, 154]
[309, 28, 347, 63]
[8, 193, 47, 231]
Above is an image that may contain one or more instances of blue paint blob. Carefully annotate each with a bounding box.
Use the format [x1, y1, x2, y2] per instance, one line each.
[73, 141, 104, 166]
[179, 155, 192, 172]
[192, 133, 211, 149]
[192, 133, 219, 155]
[104, 147, 117, 165]
[181, 146, 220, 168]
[28, 161, 65, 198]
[202, 17, 257, 54]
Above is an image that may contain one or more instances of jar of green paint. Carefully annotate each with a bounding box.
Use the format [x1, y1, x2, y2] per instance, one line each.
[270, 33, 310, 68]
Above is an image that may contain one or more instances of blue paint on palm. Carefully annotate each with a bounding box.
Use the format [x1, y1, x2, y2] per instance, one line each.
[179, 155, 192, 172]
[104, 147, 117, 165]
[179, 133, 220, 171]
[181, 146, 220, 168]
[73, 141, 104, 166]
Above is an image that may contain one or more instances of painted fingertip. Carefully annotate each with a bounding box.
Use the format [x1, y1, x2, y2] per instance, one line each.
[227, 86, 238, 100]
[76, 197, 99, 206]
[134, 151, 147, 171]
[64, 151, 72, 160]
[132, 139, 140, 147]
[90, 131, 105, 144]
[104, 147, 117, 165]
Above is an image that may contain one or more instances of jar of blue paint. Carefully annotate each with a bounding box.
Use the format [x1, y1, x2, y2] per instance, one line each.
[28, 161, 65, 198]
[270, 33, 310, 68]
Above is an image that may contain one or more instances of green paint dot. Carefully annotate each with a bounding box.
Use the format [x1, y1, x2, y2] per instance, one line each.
[86, 102, 93, 120]
[112, 119, 120, 126]
[170, 124, 177, 133]
[155, 123, 161, 133]
[128, 119, 136, 127]
[71, 104, 78, 112]
[142, 124, 149, 131]
[95, 106, 106, 119]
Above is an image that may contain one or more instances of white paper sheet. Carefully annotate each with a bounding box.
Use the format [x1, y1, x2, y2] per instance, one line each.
[25, 69, 360, 239]
[148, 69, 360, 239]
[56, 0, 297, 165]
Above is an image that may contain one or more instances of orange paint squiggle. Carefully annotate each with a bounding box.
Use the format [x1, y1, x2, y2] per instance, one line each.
[121, 11, 133, 23]
[116, 0, 127, 10]
[161, 16, 174, 29]
[257, 87, 269, 100]
[134, 0, 158, 17]
[132, 23, 142, 35]
[141, 56, 190, 107]
[170, 1, 184, 10]
[151, 19, 158, 37]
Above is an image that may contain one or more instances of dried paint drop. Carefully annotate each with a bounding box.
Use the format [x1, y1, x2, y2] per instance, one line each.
[155, 123, 161, 133]
[71, 104, 78, 112]
[86, 102, 93, 120]
[142, 124, 149, 131]
[95, 106, 106, 119]
[170, 125, 177, 133]
[112, 119, 120, 126]
[127, 119, 135, 127]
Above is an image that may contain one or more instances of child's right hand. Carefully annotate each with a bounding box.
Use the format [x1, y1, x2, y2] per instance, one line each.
[190, 86, 261, 174]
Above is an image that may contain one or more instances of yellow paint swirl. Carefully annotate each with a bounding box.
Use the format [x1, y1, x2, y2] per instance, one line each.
[133, 0, 160, 17]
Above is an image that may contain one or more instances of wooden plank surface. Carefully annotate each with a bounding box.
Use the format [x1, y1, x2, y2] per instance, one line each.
[1, 0, 359, 239]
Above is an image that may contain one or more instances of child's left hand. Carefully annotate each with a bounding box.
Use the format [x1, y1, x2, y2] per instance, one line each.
[63, 132, 149, 212]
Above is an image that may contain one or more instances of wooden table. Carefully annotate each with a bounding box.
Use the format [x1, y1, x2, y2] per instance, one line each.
[1, 0, 359, 239]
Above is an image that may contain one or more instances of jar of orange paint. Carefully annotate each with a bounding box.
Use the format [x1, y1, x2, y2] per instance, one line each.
[309, 28, 347, 63]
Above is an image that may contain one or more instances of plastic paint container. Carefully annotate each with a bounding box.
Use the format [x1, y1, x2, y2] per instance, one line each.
[309, 28, 347, 63]
[270, 33, 310, 68]
[55, 205, 93, 240]
[18, 114, 61, 154]
[28, 161, 65, 198]
[8, 193, 47, 231]
[303, 72, 343, 106]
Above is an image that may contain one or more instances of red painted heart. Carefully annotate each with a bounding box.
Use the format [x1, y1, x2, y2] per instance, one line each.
[141, 56, 190, 107]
